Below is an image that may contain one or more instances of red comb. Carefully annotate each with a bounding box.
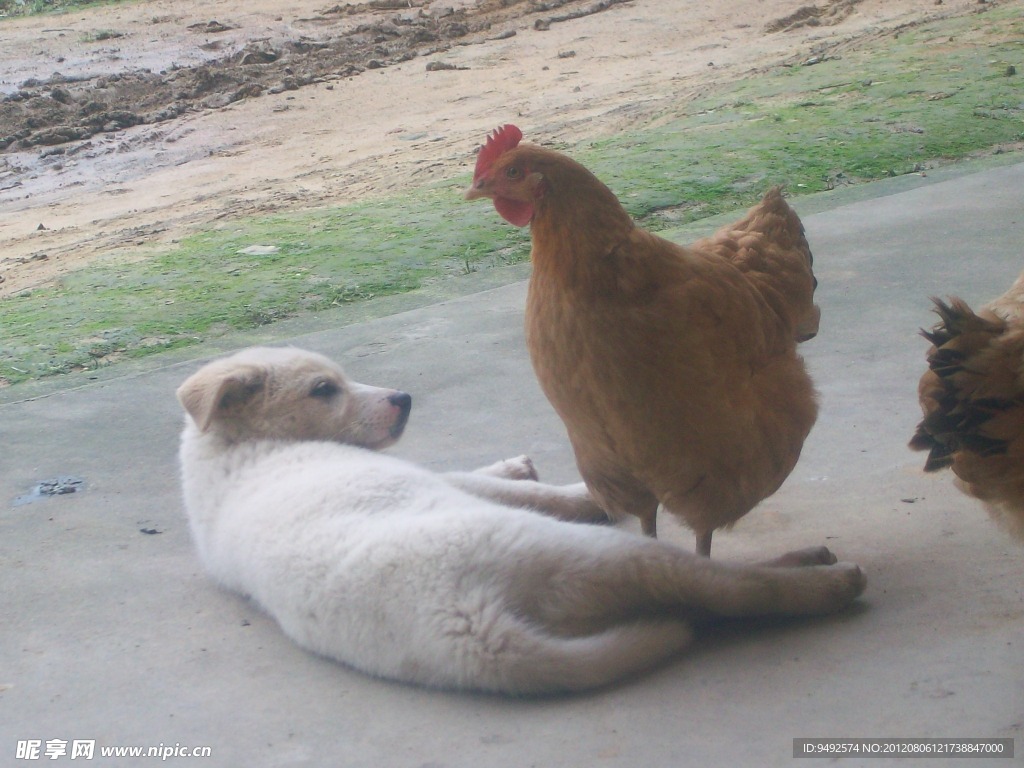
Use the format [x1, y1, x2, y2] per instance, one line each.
[473, 124, 523, 182]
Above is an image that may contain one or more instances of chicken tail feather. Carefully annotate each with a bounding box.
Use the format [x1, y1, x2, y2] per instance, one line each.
[910, 288, 1024, 538]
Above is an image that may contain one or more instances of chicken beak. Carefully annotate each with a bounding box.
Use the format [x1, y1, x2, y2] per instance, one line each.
[795, 304, 821, 342]
[466, 177, 493, 201]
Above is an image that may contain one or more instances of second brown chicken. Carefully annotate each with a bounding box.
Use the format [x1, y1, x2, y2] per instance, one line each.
[910, 271, 1024, 542]
[466, 125, 820, 556]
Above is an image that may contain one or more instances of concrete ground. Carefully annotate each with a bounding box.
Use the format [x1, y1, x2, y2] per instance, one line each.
[2, 158, 1022, 767]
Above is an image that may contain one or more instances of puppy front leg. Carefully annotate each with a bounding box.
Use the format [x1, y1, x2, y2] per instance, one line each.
[443, 470, 610, 524]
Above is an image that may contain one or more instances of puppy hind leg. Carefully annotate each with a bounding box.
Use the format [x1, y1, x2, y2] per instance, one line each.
[521, 535, 865, 629]
[481, 619, 693, 695]
[759, 546, 838, 568]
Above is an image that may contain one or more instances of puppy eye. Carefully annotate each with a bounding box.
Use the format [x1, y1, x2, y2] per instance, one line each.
[310, 380, 340, 399]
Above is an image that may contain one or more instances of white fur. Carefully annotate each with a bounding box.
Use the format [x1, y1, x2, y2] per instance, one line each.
[178, 347, 866, 695]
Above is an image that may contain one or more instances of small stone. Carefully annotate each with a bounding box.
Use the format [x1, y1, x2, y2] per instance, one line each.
[238, 245, 279, 256]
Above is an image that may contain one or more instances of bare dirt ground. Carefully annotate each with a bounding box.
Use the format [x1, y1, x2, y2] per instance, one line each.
[0, 0, 989, 297]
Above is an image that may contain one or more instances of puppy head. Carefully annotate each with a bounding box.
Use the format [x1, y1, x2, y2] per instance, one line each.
[176, 346, 411, 449]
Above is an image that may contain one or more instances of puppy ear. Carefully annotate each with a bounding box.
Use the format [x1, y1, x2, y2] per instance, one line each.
[177, 365, 265, 432]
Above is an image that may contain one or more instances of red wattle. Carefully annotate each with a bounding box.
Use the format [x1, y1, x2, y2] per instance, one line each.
[494, 196, 534, 227]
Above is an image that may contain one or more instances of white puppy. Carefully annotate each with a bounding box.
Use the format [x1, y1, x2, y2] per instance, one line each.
[177, 346, 866, 695]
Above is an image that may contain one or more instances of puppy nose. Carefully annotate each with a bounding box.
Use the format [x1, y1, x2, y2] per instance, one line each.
[388, 392, 412, 437]
[389, 391, 412, 412]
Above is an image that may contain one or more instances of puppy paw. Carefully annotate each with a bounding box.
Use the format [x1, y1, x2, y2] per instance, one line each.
[473, 455, 539, 481]
[826, 562, 868, 606]
[781, 561, 867, 616]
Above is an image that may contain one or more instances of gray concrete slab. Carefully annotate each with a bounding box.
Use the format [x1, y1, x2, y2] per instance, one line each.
[2, 159, 1023, 767]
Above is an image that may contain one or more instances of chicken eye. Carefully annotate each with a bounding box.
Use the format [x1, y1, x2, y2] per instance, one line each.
[506, 166, 521, 180]
[310, 380, 340, 399]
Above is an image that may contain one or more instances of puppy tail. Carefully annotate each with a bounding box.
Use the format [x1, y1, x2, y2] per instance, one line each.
[490, 620, 693, 695]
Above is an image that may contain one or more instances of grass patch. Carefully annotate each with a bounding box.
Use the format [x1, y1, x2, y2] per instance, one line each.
[2, 5, 1023, 385]
[579, 9, 1024, 227]
[1, 188, 529, 381]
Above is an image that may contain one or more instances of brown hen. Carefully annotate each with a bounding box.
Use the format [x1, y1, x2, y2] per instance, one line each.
[910, 271, 1024, 541]
[465, 125, 820, 556]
